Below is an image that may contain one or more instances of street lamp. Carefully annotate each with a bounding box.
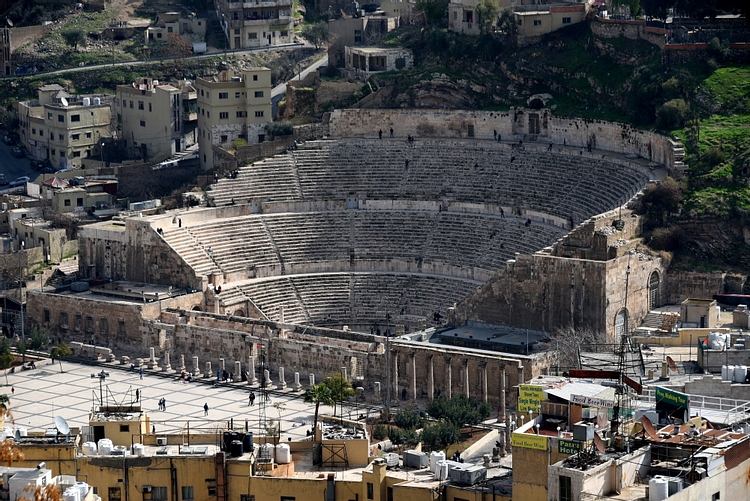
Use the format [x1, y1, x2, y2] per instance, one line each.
[100, 142, 105, 165]
[17, 240, 25, 363]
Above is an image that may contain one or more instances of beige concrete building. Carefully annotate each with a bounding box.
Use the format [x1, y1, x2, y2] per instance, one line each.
[1, 27, 10, 76]
[37, 176, 118, 215]
[345, 46, 413, 77]
[514, 3, 587, 44]
[215, 0, 293, 50]
[144, 12, 207, 46]
[195, 68, 271, 171]
[117, 78, 183, 163]
[16, 84, 113, 170]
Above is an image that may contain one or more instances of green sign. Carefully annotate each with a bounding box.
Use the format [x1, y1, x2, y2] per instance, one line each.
[655, 386, 689, 410]
[558, 439, 581, 455]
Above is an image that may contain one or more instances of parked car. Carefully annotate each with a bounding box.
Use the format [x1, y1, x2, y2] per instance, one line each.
[0, 173, 8, 185]
[40, 166, 56, 174]
[29, 159, 45, 171]
[10, 146, 23, 158]
[9, 176, 30, 187]
[2, 135, 13, 145]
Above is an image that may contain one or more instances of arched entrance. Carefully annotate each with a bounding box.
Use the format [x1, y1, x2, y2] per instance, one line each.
[648, 271, 660, 310]
[232, 309, 246, 317]
[615, 309, 628, 341]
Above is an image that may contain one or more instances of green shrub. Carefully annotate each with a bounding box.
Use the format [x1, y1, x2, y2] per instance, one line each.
[656, 99, 689, 129]
[266, 121, 293, 137]
[394, 408, 422, 430]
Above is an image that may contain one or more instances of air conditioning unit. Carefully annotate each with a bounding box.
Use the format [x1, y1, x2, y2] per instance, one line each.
[142, 486, 152, 494]
[156, 437, 168, 446]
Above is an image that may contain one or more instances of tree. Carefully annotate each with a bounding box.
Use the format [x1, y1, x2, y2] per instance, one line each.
[322, 372, 354, 418]
[475, 0, 499, 35]
[301, 22, 329, 49]
[0, 339, 13, 386]
[656, 99, 689, 129]
[303, 382, 334, 431]
[61, 29, 86, 51]
[19, 483, 63, 501]
[28, 325, 49, 351]
[163, 33, 193, 59]
[496, 8, 517, 48]
[420, 421, 459, 451]
[50, 343, 72, 373]
[538, 326, 607, 371]
[427, 394, 491, 428]
[394, 408, 422, 430]
[415, 0, 448, 26]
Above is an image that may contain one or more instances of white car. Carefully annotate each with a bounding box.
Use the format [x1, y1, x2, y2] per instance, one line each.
[9, 176, 30, 187]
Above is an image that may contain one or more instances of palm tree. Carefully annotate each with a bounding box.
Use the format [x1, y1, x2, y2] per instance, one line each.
[303, 383, 334, 433]
[0, 438, 23, 466]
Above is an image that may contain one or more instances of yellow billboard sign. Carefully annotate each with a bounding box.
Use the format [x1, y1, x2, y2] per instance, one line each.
[511, 432, 548, 451]
[518, 384, 544, 413]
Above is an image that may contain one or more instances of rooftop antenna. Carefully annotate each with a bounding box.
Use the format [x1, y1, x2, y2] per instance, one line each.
[54, 415, 71, 443]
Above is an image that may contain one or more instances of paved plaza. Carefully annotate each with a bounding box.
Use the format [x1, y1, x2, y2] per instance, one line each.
[3, 358, 359, 441]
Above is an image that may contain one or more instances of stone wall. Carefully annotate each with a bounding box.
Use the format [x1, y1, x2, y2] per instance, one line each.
[10, 24, 54, 51]
[590, 17, 668, 49]
[327, 109, 675, 169]
[665, 271, 725, 304]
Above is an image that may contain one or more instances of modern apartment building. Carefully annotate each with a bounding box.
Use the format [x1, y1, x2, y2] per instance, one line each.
[16, 84, 113, 170]
[117, 78, 183, 163]
[195, 68, 272, 171]
[215, 0, 294, 49]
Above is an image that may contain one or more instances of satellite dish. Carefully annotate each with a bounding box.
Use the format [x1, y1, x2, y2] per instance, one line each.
[60, 97, 68, 107]
[666, 356, 677, 372]
[6, 19, 13, 27]
[640, 415, 657, 439]
[55, 415, 70, 435]
[593, 431, 606, 454]
[13, 429, 20, 441]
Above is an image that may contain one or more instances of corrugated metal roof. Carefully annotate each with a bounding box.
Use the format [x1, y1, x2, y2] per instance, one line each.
[546, 382, 615, 402]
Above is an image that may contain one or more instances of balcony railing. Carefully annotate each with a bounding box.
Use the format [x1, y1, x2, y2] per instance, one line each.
[243, 14, 292, 26]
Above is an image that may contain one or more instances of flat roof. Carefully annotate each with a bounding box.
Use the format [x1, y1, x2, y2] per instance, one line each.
[438, 324, 547, 353]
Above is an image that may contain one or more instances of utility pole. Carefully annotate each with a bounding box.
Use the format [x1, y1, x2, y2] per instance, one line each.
[385, 312, 391, 418]
[17, 241, 25, 364]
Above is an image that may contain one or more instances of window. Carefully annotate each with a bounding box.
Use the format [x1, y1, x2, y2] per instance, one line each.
[252, 75, 258, 81]
[73, 151, 81, 157]
[101, 318, 108, 334]
[64, 199, 71, 207]
[152, 488, 167, 501]
[280, 498, 295, 501]
[119, 424, 129, 433]
[712, 494, 720, 501]
[72, 134, 80, 141]
[234, 29, 240, 35]
[281, 30, 288, 37]
[254, 91, 264, 98]
[255, 111, 264, 117]
[235, 92, 241, 98]
[32, 128, 36, 135]
[562, 17, 571, 24]
[219, 112, 228, 119]
[219, 92, 228, 99]
[60, 312, 68, 328]
[43, 309, 50, 323]
[59, 134, 64, 141]
[220, 135, 228, 143]
[57, 114, 64, 122]
[355, 29, 362, 43]
[200, 89, 204, 96]
[149, 103, 152, 112]
[86, 132, 92, 138]
[77, 198, 84, 207]
[129, 101, 134, 108]
[207, 111, 210, 118]
[51, 149, 56, 156]
[140, 120, 146, 127]
[386, 488, 392, 501]
[71, 114, 80, 122]
[108, 487, 121, 501]
[560, 476, 572, 501]
[249, 33, 257, 39]
[366, 483, 373, 499]
[206, 487, 217, 496]
[40, 129, 44, 136]
[119, 319, 126, 336]
[48, 113, 53, 120]
[157, 33, 162, 39]
[75, 315, 82, 331]
[181, 487, 194, 501]
[533, 20, 542, 26]
[138, 101, 144, 110]
[167, 27, 173, 33]
[85, 316, 94, 332]
[236, 111, 246, 118]
[239, 496, 254, 501]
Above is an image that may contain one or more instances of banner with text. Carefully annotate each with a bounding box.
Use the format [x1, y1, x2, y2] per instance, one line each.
[655, 386, 689, 421]
[558, 439, 582, 455]
[511, 432, 548, 451]
[570, 394, 615, 408]
[518, 384, 544, 413]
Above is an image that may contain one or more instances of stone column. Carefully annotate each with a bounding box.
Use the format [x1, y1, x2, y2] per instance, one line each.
[163, 352, 172, 372]
[179, 354, 186, 372]
[205, 362, 212, 379]
[263, 369, 271, 388]
[505, 415, 512, 454]
[293, 372, 301, 391]
[341, 367, 347, 381]
[374, 382, 381, 399]
[410, 353, 417, 402]
[192, 356, 200, 376]
[392, 351, 399, 400]
[481, 363, 488, 403]
[248, 356, 258, 385]
[499, 365, 506, 422]
[517, 365, 525, 385]
[220, 358, 226, 371]
[446, 357, 452, 399]
[278, 367, 287, 389]
[427, 355, 435, 401]
[148, 347, 157, 369]
[464, 360, 470, 399]
[309, 373, 315, 387]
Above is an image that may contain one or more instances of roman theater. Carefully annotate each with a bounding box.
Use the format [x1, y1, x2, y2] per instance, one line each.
[28, 108, 680, 405]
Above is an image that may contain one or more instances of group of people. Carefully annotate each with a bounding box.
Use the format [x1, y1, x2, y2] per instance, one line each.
[158, 397, 167, 411]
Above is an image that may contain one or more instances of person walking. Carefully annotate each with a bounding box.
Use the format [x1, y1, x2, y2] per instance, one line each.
[139, 367, 144, 380]
[162, 398, 167, 411]
[135, 389, 140, 402]
[379, 129, 383, 140]
[390, 127, 394, 138]
[204, 403, 209, 416]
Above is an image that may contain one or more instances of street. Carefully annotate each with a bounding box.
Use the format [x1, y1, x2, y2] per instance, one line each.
[0, 139, 37, 185]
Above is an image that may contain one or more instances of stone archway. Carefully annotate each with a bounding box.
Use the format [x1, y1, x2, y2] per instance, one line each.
[648, 271, 661, 310]
[192, 305, 202, 312]
[232, 309, 246, 317]
[615, 309, 628, 341]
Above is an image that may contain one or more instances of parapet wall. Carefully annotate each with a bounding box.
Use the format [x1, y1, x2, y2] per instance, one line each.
[590, 17, 669, 49]
[327, 108, 674, 168]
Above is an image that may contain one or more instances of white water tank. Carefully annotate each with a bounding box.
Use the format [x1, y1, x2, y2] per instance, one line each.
[722, 365, 729, 381]
[726, 365, 735, 382]
[430, 451, 446, 472]
[98, 438, 113, 455]
[436, 460, 449, 480]
[82, 97, 90, 106]
[734, 365, 747, 383]
[75, 482, 89, 499]
[276, 443, 291, 464]
[15, 427, 27, 437]
[62, 487, 80, 501]
[93, 97, 101, 105]
[132, 443, 145, 456]
[649, 477, 669, 501]
[82, 442, 97, 455]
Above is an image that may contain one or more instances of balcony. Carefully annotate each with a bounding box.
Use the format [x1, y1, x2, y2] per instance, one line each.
[244, 0, 292, 7]
[243, 14, 292, 27]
